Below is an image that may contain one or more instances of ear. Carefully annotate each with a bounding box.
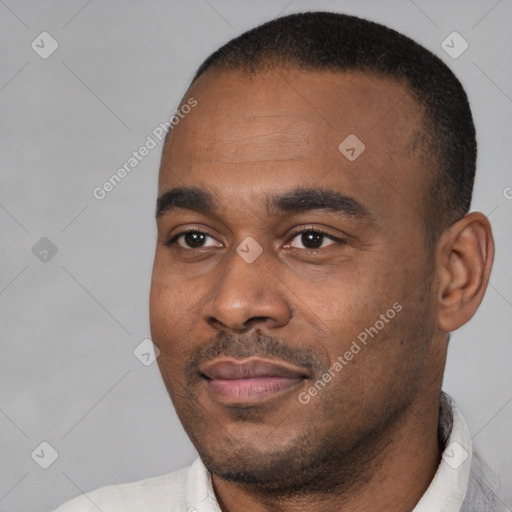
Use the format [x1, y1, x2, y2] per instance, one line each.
[436, 212, 494, 332]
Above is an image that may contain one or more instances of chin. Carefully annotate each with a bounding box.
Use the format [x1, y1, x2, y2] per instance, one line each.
[191, 425, 299, 482]
[190, 423, 353, 496]
[200, 445, 307, 489]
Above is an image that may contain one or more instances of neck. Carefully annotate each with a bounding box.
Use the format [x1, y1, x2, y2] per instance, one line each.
[212, 386, 443, 512]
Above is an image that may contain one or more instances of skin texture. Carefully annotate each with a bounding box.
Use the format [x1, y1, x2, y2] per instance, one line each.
[149, 69, 494, 512]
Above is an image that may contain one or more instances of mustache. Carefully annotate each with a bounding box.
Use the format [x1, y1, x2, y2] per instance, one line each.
[185, 330, 328, 384]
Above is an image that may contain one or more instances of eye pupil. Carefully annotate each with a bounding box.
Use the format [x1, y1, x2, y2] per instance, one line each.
[302, 231, 323, 249]
[184, 232, 206, 247]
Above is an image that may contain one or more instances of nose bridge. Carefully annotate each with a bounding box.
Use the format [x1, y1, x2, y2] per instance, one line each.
[203, 243, 291, 331]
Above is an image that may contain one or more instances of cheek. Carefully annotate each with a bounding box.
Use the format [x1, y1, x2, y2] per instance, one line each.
[149, 279, 191, 355]
[150, 252, 200, 322]
[297, 268, 389, 333]
[150, 284, 192, 396]
[297, 257, 427, 367]
[149, 282, 172, 336]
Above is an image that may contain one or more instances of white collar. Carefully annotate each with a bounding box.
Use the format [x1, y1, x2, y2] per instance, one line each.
[185, 393, 472, 512]
[186, 456, 221, 512]
[413, 392, 472, 511]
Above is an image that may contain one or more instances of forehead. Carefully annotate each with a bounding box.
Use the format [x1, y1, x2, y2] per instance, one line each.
[160, 69, 429, 224]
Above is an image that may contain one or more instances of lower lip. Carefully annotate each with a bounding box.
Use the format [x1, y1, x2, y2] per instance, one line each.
[205, 376, 304, 404]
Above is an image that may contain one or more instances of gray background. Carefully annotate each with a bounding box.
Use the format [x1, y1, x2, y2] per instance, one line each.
[0, 1, 510, 511]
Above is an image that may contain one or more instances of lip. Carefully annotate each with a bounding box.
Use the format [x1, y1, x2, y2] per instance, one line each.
[200, 357, 308, 405]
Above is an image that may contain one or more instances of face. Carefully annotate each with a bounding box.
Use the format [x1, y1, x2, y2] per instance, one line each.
[150, 69, 441, 493]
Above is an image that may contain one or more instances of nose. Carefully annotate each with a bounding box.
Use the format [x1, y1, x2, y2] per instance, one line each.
[201, 248, 292, 333]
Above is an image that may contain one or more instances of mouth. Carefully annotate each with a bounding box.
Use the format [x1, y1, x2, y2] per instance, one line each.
[199, 357, 309, 405]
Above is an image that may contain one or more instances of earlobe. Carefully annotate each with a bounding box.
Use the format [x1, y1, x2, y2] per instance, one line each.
[436, 212, 494, 332]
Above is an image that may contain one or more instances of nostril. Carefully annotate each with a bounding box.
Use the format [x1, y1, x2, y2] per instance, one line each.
[243, 317, 270, 329]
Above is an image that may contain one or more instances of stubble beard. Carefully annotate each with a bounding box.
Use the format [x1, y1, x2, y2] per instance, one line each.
[163, 286, 434, 499]
[180, 368, 422, 500]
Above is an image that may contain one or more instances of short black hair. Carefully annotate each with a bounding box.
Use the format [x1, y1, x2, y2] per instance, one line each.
[188, 11, 476, 245]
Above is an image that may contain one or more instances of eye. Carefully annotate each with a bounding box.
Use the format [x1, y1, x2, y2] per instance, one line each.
[287, 230, 339, 250]
[172, 230, 221, 249]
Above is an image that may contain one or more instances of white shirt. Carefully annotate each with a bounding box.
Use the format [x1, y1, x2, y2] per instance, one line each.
[52, 393, 508, 512]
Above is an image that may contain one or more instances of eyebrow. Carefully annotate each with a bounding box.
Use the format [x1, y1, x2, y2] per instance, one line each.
[156, 186, 371, 221]
[156, 187, 214, 218]
[265, 187, 370, 219]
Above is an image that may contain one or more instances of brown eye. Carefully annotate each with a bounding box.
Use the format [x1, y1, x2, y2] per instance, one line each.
[289, 230, 337, 250]
[174, 231, 220, 249]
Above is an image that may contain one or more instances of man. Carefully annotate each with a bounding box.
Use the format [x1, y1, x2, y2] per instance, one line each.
[54, 11, 505, 512]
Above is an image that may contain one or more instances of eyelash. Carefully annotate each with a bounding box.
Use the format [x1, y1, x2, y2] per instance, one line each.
[165, 227, 344, 250]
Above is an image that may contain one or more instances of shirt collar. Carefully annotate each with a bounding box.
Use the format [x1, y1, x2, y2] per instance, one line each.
[185, 392, 472, 512]
[413, 392, 473, 512]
